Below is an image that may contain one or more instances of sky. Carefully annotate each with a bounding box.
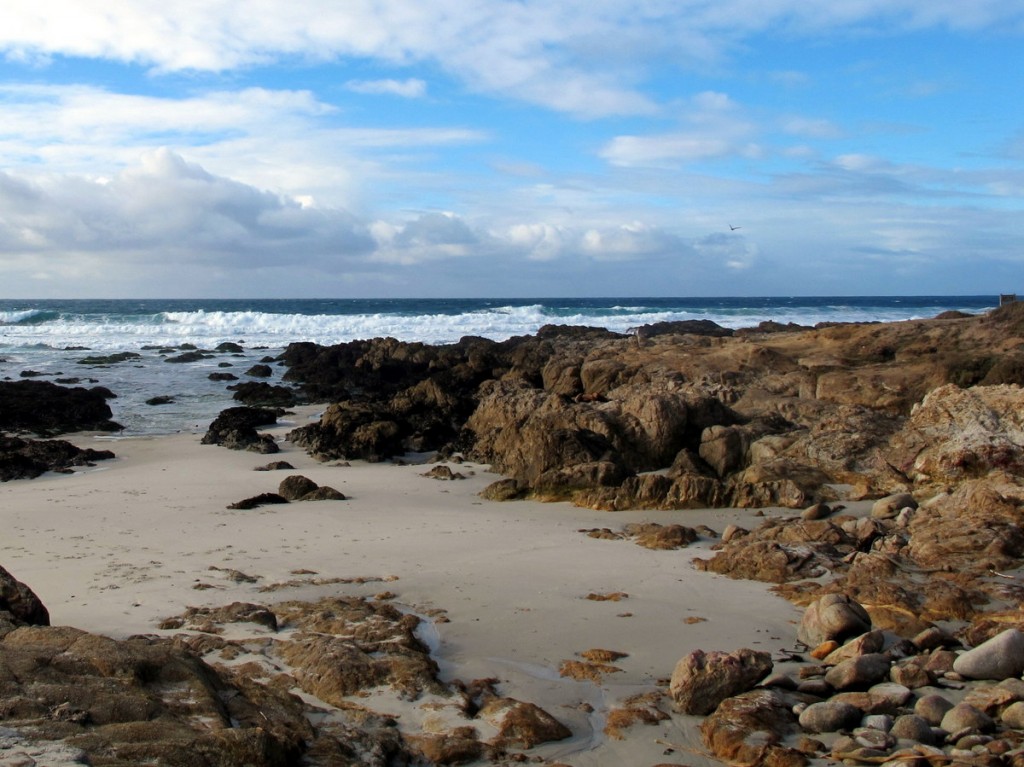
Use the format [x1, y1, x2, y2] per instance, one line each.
[0, 1, 1022, 298]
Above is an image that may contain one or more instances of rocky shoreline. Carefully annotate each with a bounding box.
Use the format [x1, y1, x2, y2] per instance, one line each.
[1, 303, 1024, 765]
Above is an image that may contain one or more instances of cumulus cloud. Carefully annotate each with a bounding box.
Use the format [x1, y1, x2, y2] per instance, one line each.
[0, 149, 374, 268]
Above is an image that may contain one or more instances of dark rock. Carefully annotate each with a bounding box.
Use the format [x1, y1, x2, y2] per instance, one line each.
[202, 407, 280, 453]
[245, 364, 274, 378]
[164, 350, 212, 363]
[76, 352, 142, 366]
[300, 486, 346, 501]
[209, 372, 239, 381]
[0, 380, 121, 434]
[227, 493, 289, 510]
[228, 382, 297, 407]
[254, 461, 296, 472]
[145, 396, 175, 405]
[278, 475, 320, 500]
[636, 319, 733, 338]
[0, 435, 115, 482]
[215, 342, 245, 353]
[0, 564, 50, 628]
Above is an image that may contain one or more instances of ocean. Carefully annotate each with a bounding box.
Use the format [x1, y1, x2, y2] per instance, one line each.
[0, 296, 999, 435]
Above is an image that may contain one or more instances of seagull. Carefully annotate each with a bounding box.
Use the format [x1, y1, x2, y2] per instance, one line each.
[729, 224, 742, 231]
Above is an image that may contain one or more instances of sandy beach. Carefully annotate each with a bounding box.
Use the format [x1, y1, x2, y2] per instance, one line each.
[0, 405, 811, 765]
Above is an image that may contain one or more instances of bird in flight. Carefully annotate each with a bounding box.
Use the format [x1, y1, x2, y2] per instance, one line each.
[729, 224, 742, 231]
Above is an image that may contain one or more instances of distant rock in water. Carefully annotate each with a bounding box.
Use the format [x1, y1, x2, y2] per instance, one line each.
[0, 380, 121, 435]
[244, 364, 273, 378]
[228, 381, 297, 407]
[76, 351, 141, 366]
[637, 319, 733, 338]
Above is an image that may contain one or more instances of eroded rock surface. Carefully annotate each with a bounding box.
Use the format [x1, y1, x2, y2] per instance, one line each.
[280, 302, 1024, 510]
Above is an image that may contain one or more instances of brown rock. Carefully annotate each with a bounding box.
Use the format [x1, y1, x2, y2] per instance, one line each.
[670, 648, 773, 715]
[798, 594, 872, 648]
[823, 654, 892, 691]
[477, 698, 572, 749]
[700, 689, 801, 767]
[278, 474, 320, 500]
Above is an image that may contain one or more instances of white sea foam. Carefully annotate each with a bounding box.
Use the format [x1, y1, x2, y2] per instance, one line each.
[0, 301, 991, 352]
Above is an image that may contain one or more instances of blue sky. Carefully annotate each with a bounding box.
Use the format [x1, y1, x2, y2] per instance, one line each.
[0, 1, 1022, 298]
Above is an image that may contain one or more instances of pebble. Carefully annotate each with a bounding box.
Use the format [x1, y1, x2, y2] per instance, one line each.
[915, 694, 955, 726]
[798, 701, 863, 734]
[1001, 700, 1024, 729]
[824, 653, 891, 690]
[940, 703, 994, 735]
[889, 714, 938, 745]
[861, 714, 893, 732]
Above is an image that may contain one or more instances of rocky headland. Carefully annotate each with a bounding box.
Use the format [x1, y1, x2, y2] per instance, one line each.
[2, 302, 1024, 765]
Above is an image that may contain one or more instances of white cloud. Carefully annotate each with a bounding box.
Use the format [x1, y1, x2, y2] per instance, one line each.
[599, 91, 755, 167]
[345, 78, 427, 98]
[0, 149, 374, 268]
[0, 83, 487, 211]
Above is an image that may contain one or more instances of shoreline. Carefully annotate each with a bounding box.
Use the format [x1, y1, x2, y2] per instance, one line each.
[1, 405, 815, 765]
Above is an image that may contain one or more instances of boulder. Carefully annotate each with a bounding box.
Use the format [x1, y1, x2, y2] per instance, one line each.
[798, 594, 872, 647]
[202, 407, 280, 453]
[0, 436, 115, 482]
[278, 475, 320, 500]
[885, 384, 1024, 485]
[669, 648, 773, 715]
[477, 698, 572, 749]
[700, 689, 801, 767]
[939, 703, 994, 735]
[823, 654, 892, 691]
[952, 628, 1024, 680]
[871, 492, 917, 519]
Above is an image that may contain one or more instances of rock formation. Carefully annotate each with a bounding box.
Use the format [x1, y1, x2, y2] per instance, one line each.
[280, 302, 1024, 510]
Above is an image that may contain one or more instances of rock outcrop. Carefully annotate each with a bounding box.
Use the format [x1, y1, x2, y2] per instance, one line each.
[280, 302, 1024, 509]
[0, 380, 121, 435]
[0, 435, 115, 481]
[201, 406, 281, 453]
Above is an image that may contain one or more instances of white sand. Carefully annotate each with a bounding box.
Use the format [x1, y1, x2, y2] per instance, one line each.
[0, 407, 807, 765]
